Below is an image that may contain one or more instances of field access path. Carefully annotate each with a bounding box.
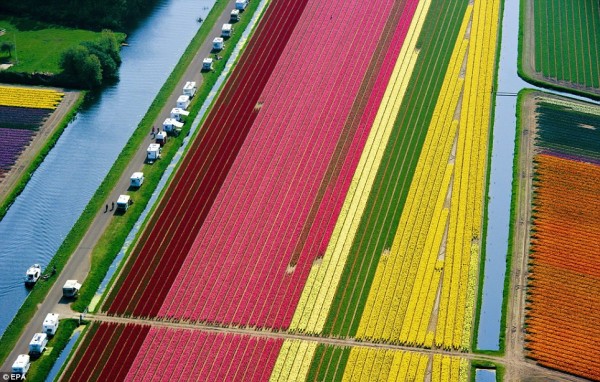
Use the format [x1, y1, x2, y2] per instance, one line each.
[76, 312, 588, 382]
[0, 0, 238, 374]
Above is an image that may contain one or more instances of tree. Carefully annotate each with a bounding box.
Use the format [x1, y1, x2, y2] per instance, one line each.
[0, 41, 14, 57]
[60, 45, 103, 88]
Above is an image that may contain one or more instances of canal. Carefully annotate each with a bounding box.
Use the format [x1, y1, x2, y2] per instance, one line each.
[0, 0, 216, 336]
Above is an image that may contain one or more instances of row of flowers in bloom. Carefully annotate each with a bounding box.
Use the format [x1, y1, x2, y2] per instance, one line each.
[289, 0, 427, 335]
[436, 0, 500, 351]
[355, 3, 471, 348]
[0, 85, 63, 109]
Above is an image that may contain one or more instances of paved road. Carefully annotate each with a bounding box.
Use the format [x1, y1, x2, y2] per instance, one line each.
[0, 0, 238, 373]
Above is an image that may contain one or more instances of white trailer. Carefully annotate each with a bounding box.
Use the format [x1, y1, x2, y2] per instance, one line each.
[147, 143, 161, 163]
[163, 118, 184, 135]
[63, 280, 81, 298]
[230, 9, 240, 22]
[130, 172, 144, 188]
[183, 81, 197, 98]
[43, 313, 59, 336]
[29, 333, 48, 355]
[116, 195, 132, 212]
[176, 94, 190, 110]
[155, 131, 168, 146]
[212, 37, 224, 51]
[170, 108, 189, 122]
[222, 23, 233, 38]
[12, 354, 30, 376]
[235, 0, 249, 10]
[202, 57, 214, 71]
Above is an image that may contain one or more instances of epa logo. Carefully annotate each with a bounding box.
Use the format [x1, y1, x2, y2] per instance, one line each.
[1, 374, 26, 381]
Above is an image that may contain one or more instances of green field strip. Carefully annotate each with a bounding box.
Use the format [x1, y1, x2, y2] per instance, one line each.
[305, 344, 350, 382]
[531, 0, 599, 89]
[535, 100, 600, 159]
[322, 0, 468, 338]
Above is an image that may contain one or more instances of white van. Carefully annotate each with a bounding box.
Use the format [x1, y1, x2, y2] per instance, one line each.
[12, 354, 30, 376]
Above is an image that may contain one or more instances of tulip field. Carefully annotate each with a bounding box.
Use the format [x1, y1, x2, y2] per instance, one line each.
[0, 85, 64, 178]
[525, 95, 600, 380]
[64, 0, 503, 379]
[528, 0, 600, 90]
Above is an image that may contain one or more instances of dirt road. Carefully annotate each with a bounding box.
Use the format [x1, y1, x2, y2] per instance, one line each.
[0, 0, 237, 373]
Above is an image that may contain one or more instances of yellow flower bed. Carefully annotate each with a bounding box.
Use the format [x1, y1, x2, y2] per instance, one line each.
[342, 347, 428, 381]
[431, 354, 469, 382]
[0, 85, 64, 109]
[269, 339, 318, 382]
[289, 0, 431, 334]
[436, 0, 500, 350]
[356, 4, 472, 346]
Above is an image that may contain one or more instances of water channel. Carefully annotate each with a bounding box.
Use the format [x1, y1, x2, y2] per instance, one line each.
[477, 0, 599, 351]
[0, 0, 215, 336]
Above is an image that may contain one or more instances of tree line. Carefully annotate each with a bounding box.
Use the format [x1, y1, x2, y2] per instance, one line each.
[0, 0, 160, 32]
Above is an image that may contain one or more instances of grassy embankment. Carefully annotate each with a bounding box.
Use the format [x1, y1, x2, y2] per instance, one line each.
[0, 0, 261, 367]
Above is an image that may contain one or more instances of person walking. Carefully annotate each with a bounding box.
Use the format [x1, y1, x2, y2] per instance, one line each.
[111, 202, 114, 211]
[105, 204, 108, 213]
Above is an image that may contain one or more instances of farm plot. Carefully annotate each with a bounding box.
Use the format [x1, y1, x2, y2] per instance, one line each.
[60, 323, 282, 382]
[270, 340, 470, 381]
[155, 0, 410, 329]
[524, 95, 600, 380]
[0, 85, 63, 178]
[293, 0, 500, 354]
[104, 0, 311, 317]
[524, 0, 600, 94]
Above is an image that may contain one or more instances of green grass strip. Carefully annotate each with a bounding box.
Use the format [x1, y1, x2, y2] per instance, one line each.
[305, 344, 351, 382]
[323, 0, 467, 338]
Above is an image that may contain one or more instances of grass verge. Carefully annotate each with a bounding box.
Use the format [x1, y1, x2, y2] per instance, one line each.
[24, 319, 80, 382]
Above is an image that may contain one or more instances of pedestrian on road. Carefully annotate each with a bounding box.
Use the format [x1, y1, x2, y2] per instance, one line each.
[111, 202, 114, 211]
[105, 204, 108, 213]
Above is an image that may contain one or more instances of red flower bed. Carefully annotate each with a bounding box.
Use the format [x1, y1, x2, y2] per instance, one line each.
[155, 0, 403, 328]
[105, 0, 311, 317]
[124, 327, 283, 381]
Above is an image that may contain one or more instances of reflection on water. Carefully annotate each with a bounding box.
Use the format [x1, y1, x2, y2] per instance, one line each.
[0, 0, 216, 336]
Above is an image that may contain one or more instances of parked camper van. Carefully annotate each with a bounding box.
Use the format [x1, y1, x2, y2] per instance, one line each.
[116, 195, 132, 212]
[212, 37, 224, 51]
[222, 23, 233, 38]
[230, 9, 240, 22]
[183, 81, 197, 98]
[202, 57, 214, 71]
[163, 118, 184, 135]
[62, 280, 81, 298]
[130, 172, 144, 188]
[176, 95, 191, 110]
[29, 333, 48, 355]
[12, 354, 30, 376]
[43, 313, 59, 336]
[147, 143, 162, 163]
[170, 108, 189, 122]
[235, 0, 249, 10]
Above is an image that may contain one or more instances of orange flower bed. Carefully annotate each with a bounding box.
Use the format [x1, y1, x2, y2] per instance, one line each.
[527, 153, 600, 380]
